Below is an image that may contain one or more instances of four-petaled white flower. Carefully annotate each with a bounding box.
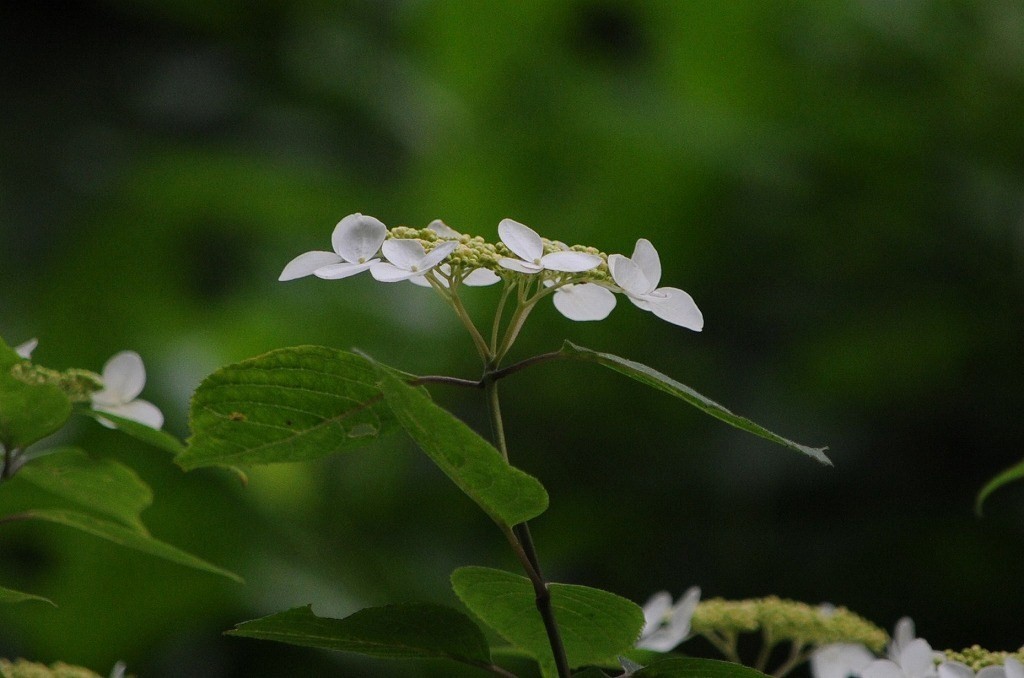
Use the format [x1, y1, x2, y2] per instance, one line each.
[497, 219, 601, 274]
[90, 351, 164, 430]
[862, 639, 939, 678]
[14, 338, 38, 359]
[279, 213, 387, 281]
[609, 239, 703, 331]
[546, 281, 617, 321]
[636, 586, 701, 652]
[371, 239, 459, 283]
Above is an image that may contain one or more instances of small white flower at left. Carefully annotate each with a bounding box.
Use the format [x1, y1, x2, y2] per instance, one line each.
[371, 239, 459, 282]
[278, 213, 387, 281]
[636, 586, 701, 652]
[14, 338, 38, 359]
[90, 351, 164, 429]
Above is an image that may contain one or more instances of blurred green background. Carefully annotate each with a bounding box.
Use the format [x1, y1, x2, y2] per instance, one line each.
[2, 1, 1023, 676]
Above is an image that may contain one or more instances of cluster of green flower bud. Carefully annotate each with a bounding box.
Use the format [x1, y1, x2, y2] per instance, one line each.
[0, 658, 106, 678]
[691, 597, 888, 652]
[387, 225, 504, 274]
[943, 646, 1024, 671]
[9, 363, 102, 403]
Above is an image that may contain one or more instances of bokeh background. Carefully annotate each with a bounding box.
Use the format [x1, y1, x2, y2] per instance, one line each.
[2, 1, 1023, 676]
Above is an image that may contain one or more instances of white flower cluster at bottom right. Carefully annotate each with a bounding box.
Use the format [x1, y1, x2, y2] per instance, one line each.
[813, 618, 1024, 678]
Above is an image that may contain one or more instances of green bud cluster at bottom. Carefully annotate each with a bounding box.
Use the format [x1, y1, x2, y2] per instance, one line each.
[691, 596, 889, 652]
[943, 646, 1024, 671]
[0, 659, 106, 678]
[9, 363, 102, 403]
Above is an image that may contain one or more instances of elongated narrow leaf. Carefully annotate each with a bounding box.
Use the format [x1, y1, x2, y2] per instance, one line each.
[451, 566, 644, 676]
[636, 657, 769, 678]
[23, 509, 241, 583]
[179, 346, 396, 470]
[228, 603, 492, 668]
[559, 342, 830, 465]
[0, 340, 71, 451]
[0, 584, 54, 607]
[80, 410, 184, 455]
[17, 448, 151, 531]
[975, 458, 1024, 515]
[376, 368, 548, 527]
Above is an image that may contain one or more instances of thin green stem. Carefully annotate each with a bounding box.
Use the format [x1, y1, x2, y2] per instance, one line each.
[772, 641, 811, 678]
[1, 446, 20, 481]
[702, 630, 743, 664]
[431, 275, 492, 362]
[485, 379, 570, 678]
[490, 282, 515, 355]
[755, 628, 776, 673]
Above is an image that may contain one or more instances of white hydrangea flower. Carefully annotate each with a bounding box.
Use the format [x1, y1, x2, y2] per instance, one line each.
[371, 239, 459, 282]
[812, 644, 876, 678]
[279, 213, 387, 281]
[545, 281, 616, 321]
[1004, 659, 1023, 678]
[14, 338, 38, 359]
[862, 639, 939, 678]
[609, 239, 703, 331]
[888, 618, 919, 661]
[90, 351, 164, 430]
[408, 220, 500, 287]
[636, 586, 701, 652]
[497, 219, 601, 274]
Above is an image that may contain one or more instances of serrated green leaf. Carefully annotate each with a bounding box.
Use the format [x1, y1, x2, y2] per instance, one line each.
[0, 339, 72, 451]
[179, 345, 397, 470]
[451, 566, 644, 676]
[635, 657, 769, 678]
[80, 410, 185, 455]
[559, 342, 830, 466]
[16, 448, 151, 531]
[23, 509, 242, 583]
[975, 457, 1024, 515]
[0, 584, 55, 606]
[228, 603, 493, 668]
[376, 368, 548, 528]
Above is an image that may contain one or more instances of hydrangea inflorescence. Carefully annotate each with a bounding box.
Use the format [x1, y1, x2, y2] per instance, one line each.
[280, 213, 703, 362]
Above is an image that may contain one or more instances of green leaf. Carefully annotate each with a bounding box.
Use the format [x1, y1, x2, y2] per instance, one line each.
[16, 448, 151, 531]
[0, 339, 72, 451]
[975, 458, 1024, 515]
[559, 342, 831, 466]
[451, 566, 644, 676]
[376, 367, 548, 528]
[635, 657, 769, 678]
[179, 345, 397, 470]
[573, 669, 612, 677]
[80, 410, 185, 455]
[228, 603, 493, 668]
[0, 584, 55, 607]
[23, 509, 242, 583]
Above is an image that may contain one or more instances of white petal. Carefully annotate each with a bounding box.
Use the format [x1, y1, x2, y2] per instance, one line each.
[976, 667, 1006, 678]
[370, 262, 417, 282]
[632, 239, 662, 289]
[101, 351, 146, 402]
[498, 218, 543, 263]
[609, 254, 654, 296]
[890, 618, 917, 660]
[646, 287, 704, 331]
[636, 624, 686, 652]
[332, 213, 387, 263]
[540, 250, 602, 272]
[418, 240, 459, 270]
[552, 284, 616, 321]
[97, 399, 164, 429]
[278, 251, 343, 281]
[14, 338, 38, 359]
[672, 586, 701, 626]
[939, 663, 974, 678]
[812, 644, 876, 678]
[462, 268, 501, 286]
[426, 219, 461, 239]
[498, 257, 543, 274]
[1003, 659, 1023, 678]
[382, 239, 428, 270]
[863, 660, 908, 678]
[640, 591, 673, 637]
[900, 639, 937, 678]
[313, 260, 377, 279]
